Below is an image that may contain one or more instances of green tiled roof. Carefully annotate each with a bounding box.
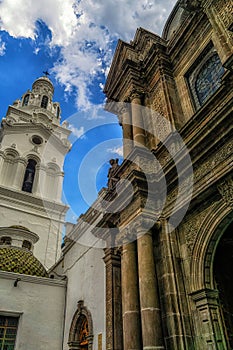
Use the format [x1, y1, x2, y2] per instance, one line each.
[0, 246, 48, 277]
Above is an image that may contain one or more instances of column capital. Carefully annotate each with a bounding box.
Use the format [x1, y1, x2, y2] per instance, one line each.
[116, 226, 137, 246]
[130, 88, 145, 102]
[103, 247, 122, 264]
[134, 215, 161, 238]
[190, 288, 219, 304]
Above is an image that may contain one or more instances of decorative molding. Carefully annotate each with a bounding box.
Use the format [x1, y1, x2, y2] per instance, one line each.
[180, 205, 213, 252]
[217, 176, 233, 207]
[212, 0, 233, 30]
[68, 300, 94, 349]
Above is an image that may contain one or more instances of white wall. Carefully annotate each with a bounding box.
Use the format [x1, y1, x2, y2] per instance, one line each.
[54, 241, 106, 350]
[0, 193, 65, 268]
[0, 271, 66, 350]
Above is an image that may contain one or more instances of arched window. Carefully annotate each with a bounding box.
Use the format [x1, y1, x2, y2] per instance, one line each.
[195, 53, 224, 106]
[0, 236, 12, 245]
[22, 240, 32, 250]
[22, 159, 37, 193]
[56, 106, 60, 118]
[41, 95, 48, 109]
[22, 94, 30, 106]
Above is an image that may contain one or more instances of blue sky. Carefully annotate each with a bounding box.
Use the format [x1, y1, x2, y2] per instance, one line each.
[0, 0, 176, 222]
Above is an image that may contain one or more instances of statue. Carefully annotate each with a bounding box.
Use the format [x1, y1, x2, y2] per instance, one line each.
[107, 159, 120, 190]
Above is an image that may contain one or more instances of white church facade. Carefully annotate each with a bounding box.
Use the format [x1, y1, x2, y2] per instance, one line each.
[0, 76, 106, 350]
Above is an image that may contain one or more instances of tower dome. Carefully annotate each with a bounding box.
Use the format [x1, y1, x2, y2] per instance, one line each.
[19, 74, 61, 119]
[0, 226, 48, 277]
[0, 246, 48, 277]
[32, 75, 54, 97]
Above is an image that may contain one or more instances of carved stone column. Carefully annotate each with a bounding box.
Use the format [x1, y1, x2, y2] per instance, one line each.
[119, 105, 133, 158]
[121, 238, 142, 349]
[191, 288, 228, 349]
[130, 91, 146, 147]
[136, 222, 165, 350]
[103, 248, 123, 350]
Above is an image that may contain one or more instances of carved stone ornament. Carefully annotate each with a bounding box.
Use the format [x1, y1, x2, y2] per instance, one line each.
[212, 0, 233, 29]
[180, 205, 213, 253]
[217, 177, 233, 207]
[180, 0, 202, 12]
[107, 158, 120, 190]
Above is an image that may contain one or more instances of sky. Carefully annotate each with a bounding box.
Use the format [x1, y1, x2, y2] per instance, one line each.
[0, 0, 177, 223]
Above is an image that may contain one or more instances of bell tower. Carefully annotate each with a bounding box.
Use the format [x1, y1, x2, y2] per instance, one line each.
[0, 75, 71, 268]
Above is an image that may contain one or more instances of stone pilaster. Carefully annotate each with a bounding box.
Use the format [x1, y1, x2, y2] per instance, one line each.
[202, 0, 233, 68]
[191, 288, 228, 349]
[103, 248, 123, 350]
[130, 91, 146, 147]
[35, 164, 47, 197]
[136, 222, 165, 350]
[121, 239, 142, 349]
[156, 219, 193, 349]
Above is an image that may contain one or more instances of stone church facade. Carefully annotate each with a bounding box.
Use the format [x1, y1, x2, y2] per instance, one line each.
[0, 0, 232, 349]
[100, 0, 233, 349]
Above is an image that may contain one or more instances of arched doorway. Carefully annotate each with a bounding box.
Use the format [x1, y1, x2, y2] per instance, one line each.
[214, 221, 233, 348]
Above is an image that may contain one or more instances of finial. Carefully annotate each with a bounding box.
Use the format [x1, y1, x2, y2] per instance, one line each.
[43, 70, 50, 77]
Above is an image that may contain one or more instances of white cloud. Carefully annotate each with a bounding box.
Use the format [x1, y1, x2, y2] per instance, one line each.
[0, 38, 6, 56]
[68, 124, 85, 138]
[0, 0, 176, 109]
[107, 146, 123, 157]
[33, 47, 40, 55]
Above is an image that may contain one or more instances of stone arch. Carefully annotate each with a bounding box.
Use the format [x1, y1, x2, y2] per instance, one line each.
[190, 202, 233, 348]
[68, 300, 93, 350]
[0, 148, 20, 187]
[4, 148, 19, 159]
[46, 162, 60, 174]
[191, 202, 233, 292]
[24, 153, 41, 164]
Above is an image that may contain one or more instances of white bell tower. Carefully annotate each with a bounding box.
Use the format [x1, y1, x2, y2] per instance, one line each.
[0, 75, 71, 268]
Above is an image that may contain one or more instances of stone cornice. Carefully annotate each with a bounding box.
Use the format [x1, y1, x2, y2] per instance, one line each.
[0, 270, 66, 286]
[0, 185, 69, 217]
[104, 29, 167, 102]
[2, 121, 71, 154]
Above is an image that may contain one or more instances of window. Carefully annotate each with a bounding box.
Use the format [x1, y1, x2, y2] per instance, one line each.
[22, 240, 32, 250]
[56, 106, 60, 118]
[186, 44, 224, 108]
[195, 54, 224, 105]
[22, 94, 29, 106]
[0, 237, 12, 245]
[31, 135, 43, 146]
[41, 95, 48, 109]
[0, 316, 18, 350]
[22, 159, 37, 193]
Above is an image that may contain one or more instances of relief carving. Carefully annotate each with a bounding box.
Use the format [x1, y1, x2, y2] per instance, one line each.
[180, 206, 212, 252]
[217, 176, 233, 207]
[213, 0, 233, 30]
[194, 141, 233, 183]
